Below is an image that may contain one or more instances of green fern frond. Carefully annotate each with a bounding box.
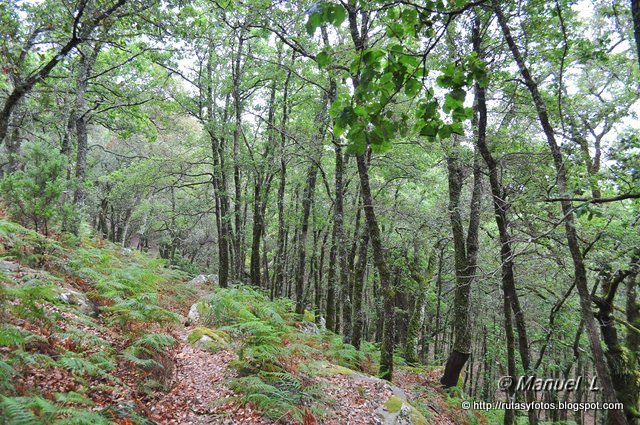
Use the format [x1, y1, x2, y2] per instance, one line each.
[0, 396, 41, 425]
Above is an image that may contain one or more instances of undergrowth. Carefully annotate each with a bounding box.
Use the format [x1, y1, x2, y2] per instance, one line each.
[197, 285, 373, 423]
[0, 218, 190, 424]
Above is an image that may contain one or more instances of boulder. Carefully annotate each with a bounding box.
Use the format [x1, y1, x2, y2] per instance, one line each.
[56, 287, 99, 317]
[318, 316, 326, 330]
[376, 396, 428, 425]
[187, 326, 230, 353]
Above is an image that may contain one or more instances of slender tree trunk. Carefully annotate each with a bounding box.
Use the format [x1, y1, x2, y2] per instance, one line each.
[250, 76, 278, 287]
[273, 70, 291, 299]
[633, 0, 640, 70]
[471, 17, 537, 422]
[250, 180, 263, 286]
[356, 152, 394, 380]
[440, 143, 482, 388]
[73, 44, 100, 215]
[494, 3, 627, 423]
[351, 224, 369, 350]
[404, 248, 436, 365]
[294, 162, 319, 314]
[231, 34, 245, 282]
[206, 45, 230, 288]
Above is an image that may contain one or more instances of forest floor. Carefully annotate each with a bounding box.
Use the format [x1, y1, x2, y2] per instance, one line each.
[0, 217, 473, 425]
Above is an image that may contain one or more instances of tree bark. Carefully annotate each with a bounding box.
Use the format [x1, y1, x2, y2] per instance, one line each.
[633, 0, 640, 70]
[351, 222, 369, 350]
[231, 34, 245, 282]
[73, 44, 101, 219]
[494, 3, 627, 423]
[356, 152, 394, 380]
[471, 17, 537, 423]
[404, 247, 435, 366]
[440, 143, 482, 388]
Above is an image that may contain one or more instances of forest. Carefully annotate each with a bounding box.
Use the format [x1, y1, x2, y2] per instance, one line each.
[1, 0, 639, 424]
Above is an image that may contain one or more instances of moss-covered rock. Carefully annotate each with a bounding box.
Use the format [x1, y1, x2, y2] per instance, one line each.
[186, 301, 212, 324]
[187, 326, 230, 353]
[326, 365, 356, 376]
[378, 396, 429, 425]
[384, 396, 404, 413]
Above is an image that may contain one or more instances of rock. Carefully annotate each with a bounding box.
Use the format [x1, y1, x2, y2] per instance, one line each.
[55, 287, 99, 317]
[300, 321, 320, 334]
[376, 396, 428, 425]
[187, 326, 230, 353]
[318, 316, 326, 330]
[189, 274, 207, 285]
[187, 303, 201, 323]
[121, 248, 133, 255]
[0, 260, 19, 272]
[186, 301, 211, 325]
[188, 274, 218, 286]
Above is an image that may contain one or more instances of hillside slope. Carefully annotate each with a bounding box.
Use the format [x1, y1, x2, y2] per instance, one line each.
[0, 218, 471, 425]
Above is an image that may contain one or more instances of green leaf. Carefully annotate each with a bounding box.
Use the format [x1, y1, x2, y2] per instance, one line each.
[316, 51, 330, 68]
[451, 122, 464, 135]
[330, 4, 346, 26]
[438, 124, 452, 139]
[306, 12, 322, 35]
[404, 78, 421, 97]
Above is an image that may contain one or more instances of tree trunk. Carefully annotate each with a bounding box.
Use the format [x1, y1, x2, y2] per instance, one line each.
[494, 3, 627, 423]
[633, 0, 640, 70]
[440, 143, 482, 388]
[272, 70, 291, 299]
[231, 34, 245, 282]
[404, 248, 436, 366]
[73, 44, 100, 220]
[356, 152, 394, 380]
[351, 223, 369, 350]
[206, 45, 230, 288]
[294, 162, 319, 314]
[471, 17, 537, 423]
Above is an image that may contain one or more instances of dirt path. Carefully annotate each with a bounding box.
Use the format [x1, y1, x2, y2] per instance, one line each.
[149, 327, 272, 425]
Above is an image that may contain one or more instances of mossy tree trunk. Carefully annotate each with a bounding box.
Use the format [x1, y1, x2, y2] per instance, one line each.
[404, 247, 436, 366]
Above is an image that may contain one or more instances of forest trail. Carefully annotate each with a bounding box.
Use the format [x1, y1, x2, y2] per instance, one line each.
[146, 280, 461, 425]
[149, 329, 268, 424]
[0, 219, 468, 425]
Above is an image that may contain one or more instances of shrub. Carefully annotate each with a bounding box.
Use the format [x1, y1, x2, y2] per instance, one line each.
[0, 142, 71, 235]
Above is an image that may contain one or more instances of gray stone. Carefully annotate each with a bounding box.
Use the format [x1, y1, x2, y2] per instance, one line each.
[0, 260, 19, 272]
[375, 397, 428, 425]
[56, 288, 99, 317]
[188, 274, 219, 286]
[300, 321, 320, 334]
[319, 316, 326, 330]
[187, 303, 201, 323]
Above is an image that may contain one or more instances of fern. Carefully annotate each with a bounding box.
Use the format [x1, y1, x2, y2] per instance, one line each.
[133, 333, 176, 352]
[121, 333, 175, 371]
[0, 325, 29, 347]
[121, 350, 160, 369]
[56, 352, 115, 378]
[52, 409, 111, 425]
[0, 396, 40, 425]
